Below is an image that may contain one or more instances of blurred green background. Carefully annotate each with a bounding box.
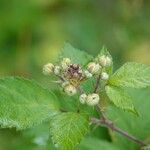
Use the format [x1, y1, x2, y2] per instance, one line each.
[0, 0, 150, 149]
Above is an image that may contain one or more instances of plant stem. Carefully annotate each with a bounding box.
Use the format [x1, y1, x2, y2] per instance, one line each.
[94, 74, 101, 93]
[91, 117, 147, 147]
[92, 74, 147, 148]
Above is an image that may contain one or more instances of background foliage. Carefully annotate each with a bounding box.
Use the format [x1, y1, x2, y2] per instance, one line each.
[0, 0, 150, 149]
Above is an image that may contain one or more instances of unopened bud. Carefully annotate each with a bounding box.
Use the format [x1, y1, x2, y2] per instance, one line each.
[43, 63, 54, 75]
[101, 72, 109, 80]
[79, 94, 87, 104]
[84, 70, 93, 78]
[99, 55, 112, 67]
[86, 93, 100, 106]
[87, 62, 101, 74]
[61, 81, 69, 88]
[64, 84, 77, 96]
[61, 58, 71, 69]
[54, 66, 61, 75]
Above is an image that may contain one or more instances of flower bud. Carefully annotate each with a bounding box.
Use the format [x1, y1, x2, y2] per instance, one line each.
[43, 63, 54, 75]
[86, 93, 100, 106]
[84, 70, 93, 78]
[79, 93, 87, 104]
[64, 84, 77, 96]
[99, 55, 112, 67]
[61, 58, 71, 69]
[54, 66, 61, 75]
[61, 81, 69, 88]
[101, 72, 109, 80]
[87, 62, 101, 74]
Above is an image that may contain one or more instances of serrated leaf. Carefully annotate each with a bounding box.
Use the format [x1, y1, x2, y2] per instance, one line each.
[105, 86, 136, 114]
[50, 112, 89, 150]
[106, 88, 150, 150]
[59, 43, 93, 66]
[109, 62, 150, 88]
[98, 46, 112, 57]
[0, 77, 59, 129]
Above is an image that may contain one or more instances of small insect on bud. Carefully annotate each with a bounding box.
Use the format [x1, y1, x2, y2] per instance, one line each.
[54, 66, 61, 75]
[99, 55, 112, 67]
[61, 58, 71, 69]
[101, 72, 109, 80]
[64, 84, 77, 96]
[86, 93, 100, 106]
[43, 63, 54, 75]
[84, 70, 93, 78]
[87, 62, 101, 74]
[79, 93, 87, 104]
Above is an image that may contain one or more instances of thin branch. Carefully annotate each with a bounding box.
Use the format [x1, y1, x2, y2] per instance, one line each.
[91, 117, 147, 148]
[93, 74, 101, 93]
[56, 75, 65, 82]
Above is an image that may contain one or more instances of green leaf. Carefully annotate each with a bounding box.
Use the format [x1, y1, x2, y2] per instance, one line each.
[106, 88, 150, 150]
[109, 62, 150, 88]
[0, 77, 59, 129]
[143, 146, 150, 150]
[105, 86, 136, 114]
[59, 43, 93, 66]
[76, 138, 120, 150]
[50, 112, 89, 150]
[98, 46, 112, 57]
[144, 146, 150, 150]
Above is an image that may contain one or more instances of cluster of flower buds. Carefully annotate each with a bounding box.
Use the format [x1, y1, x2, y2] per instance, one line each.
[43, 55, 112, 106]
[85, 54, 112, 80]
[79, 93, 100, 106]
[43, 58, 85, 97]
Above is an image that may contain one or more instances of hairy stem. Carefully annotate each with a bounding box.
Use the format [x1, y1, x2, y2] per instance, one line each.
[91, 117, 147, 147]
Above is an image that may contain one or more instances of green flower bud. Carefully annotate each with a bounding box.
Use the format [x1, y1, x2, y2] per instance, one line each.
[79, 93, 87, 104]
[64, 84, 77, 96]
[43, 63, 54, 75]
[101, 72, 109, 80]
[99, 55, 112, 67]
[86, 93, 100, 106]
[87, 62, 101, 74]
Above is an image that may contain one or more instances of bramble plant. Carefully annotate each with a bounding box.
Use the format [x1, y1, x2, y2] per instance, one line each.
[0, 43, 150, 150]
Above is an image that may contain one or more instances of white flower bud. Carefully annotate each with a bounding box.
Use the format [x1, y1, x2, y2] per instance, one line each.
[101, 72, 109, 80]
[99, 55, 112, 67]
[64, 84, 77, 96]
[43, 63, 54, 75]
[79, 94, 87, 104]
[84, 70, 93, 78]
[87, 62, 101, 74]
[61, 58, 71, 69]
[61, 81, 69, 88]
[86, 93, 100, 106]
[54, 66, 61, 75]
